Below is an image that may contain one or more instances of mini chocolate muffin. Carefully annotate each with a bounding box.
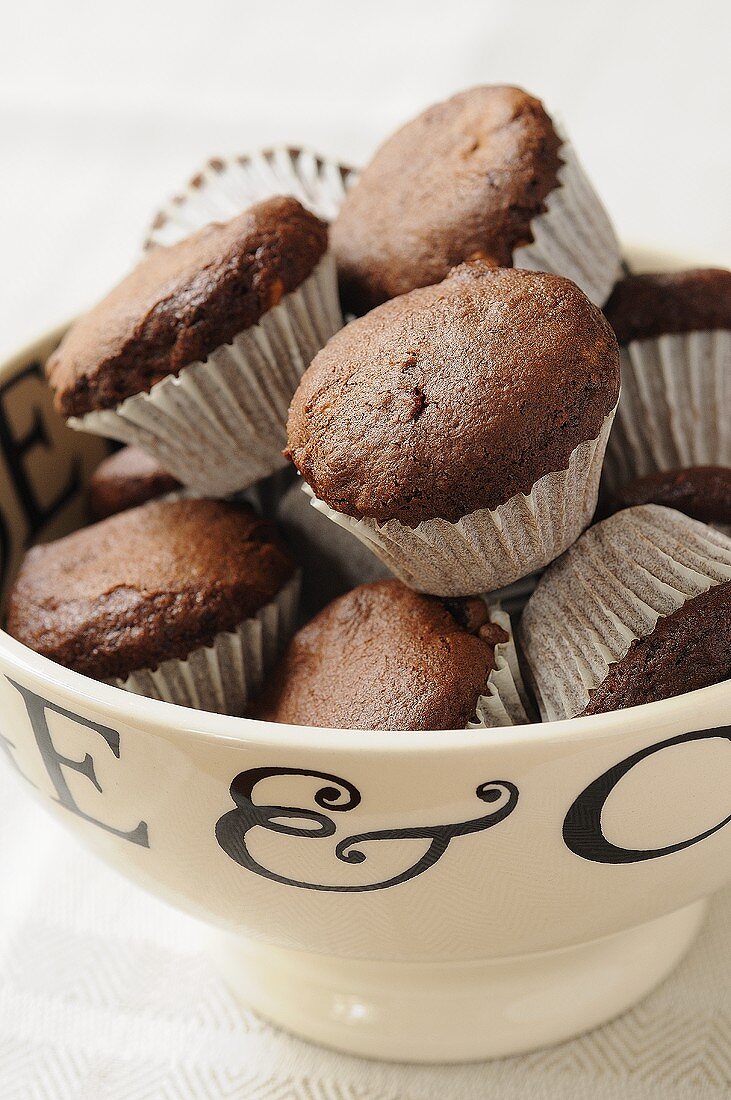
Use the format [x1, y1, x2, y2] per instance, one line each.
[89, 446, 181, 519]
[48, 196, 328, 417]
[250, 580, 526, 730]
[602, 269, 731, 490]
[604, 269, 731, 345]
[6, 499, 299, 712]
[47, 197, 342, 499]
[519, 505, 731, 720]
[581, 584, 731, 716]
[333, 85, 620, 313]
[287, 262, 619, 596]
[605, 466, 731, 527]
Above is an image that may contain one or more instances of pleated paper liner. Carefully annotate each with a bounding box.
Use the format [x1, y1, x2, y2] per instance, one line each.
[276, 477, 543, 619]
[113, 572, 301, 714]
[469, 607, 533, 729]
[303, 407, 617, 598]
[70, 254, 343, 497]
[518, 506, 731, 721]
[602, 330, 731, 493]
[513, 137, 622, 306]
[145, 147, 357, 250]
[144, 140, 620, 305]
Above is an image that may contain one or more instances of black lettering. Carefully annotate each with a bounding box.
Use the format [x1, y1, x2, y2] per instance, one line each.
[8, 679, 149, 847]
[564, 727, 731, 864]
[0, 362, 81, 548]
[216, 767, 518, 891]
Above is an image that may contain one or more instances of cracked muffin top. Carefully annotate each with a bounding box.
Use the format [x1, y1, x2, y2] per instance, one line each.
[287, 262, 619, 526]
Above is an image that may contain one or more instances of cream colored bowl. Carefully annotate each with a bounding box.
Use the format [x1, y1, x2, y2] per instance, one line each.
[0, 308, 729, 1063]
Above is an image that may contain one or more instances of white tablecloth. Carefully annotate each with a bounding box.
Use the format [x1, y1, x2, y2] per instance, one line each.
[1, 2, 729, 1096]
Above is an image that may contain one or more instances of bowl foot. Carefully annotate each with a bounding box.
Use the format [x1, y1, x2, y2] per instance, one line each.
[207, 898, 708, 1063]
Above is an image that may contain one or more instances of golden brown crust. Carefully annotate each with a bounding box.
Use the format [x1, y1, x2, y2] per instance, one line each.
[250, 581, 503, 730]
[286, 264, 619, 525]
[333, 85, 562, 314]
[48, 197, 328, 416]
[89, 446, 181, 519]
[6, 499, 295, 680]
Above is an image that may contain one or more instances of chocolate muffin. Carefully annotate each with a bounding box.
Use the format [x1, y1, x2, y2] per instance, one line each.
[333, 85, 620, 312]
[89, 446, 181, 519]
[287, 262, 619, 596]
[48, 197, 328, 417]
[519, 505, 731, 720]
[605, 466, 731, 527]
[581, 583, 731, 716]
[6, 499, 299, 712]
[250, 580, 526, 730]
[604, 269, 731, 345]
[48, 197, 342, 498]
[602, 269, 731, 490]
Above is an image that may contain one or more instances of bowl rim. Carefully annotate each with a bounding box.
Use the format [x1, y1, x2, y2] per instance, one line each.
[1, 625, 729, 752]
[1, 300, 728, 756]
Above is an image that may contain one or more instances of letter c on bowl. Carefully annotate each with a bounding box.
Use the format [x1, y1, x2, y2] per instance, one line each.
[564, 726, 731, 864]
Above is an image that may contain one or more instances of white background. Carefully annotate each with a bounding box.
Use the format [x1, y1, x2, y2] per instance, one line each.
[0, 3, 729, 1096]
[1, 0, 729, 362]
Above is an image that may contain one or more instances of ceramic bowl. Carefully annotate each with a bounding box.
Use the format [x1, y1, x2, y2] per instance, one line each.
[0, 311, 729, 1064]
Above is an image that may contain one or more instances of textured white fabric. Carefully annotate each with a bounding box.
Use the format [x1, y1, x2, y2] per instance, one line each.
[0, 765, 729, 1099]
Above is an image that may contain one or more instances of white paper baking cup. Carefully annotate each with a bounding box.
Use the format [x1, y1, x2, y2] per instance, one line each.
[512, 137, 622, 307]
[303, 406, 616, 598]
[519, 506, 731, 721]
[112, 572, 301, 714]
[602, 330, 731, 492]
[469, 607, 533, 729]
[145, 141, 620, 308]
[145, 147, 356, 250]
[69, 255, 343, 497]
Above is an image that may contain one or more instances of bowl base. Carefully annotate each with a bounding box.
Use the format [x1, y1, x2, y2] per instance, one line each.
[207, 897, 708, 1063]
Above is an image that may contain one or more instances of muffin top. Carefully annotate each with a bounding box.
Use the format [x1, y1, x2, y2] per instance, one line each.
[6, 499, 295, 681]
[89, 446, 181, 519]
[287, 263, 620, 526]
[250, 579, 507, 730]
[332, 85, 562, 314]
[47, 196, 329, 417]
[606, 466, 731, 526]
[582, 582, 731, 715]
[603, 269, 731, 344]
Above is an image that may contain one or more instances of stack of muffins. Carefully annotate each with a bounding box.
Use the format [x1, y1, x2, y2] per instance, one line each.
[7, 85, 731, 730]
